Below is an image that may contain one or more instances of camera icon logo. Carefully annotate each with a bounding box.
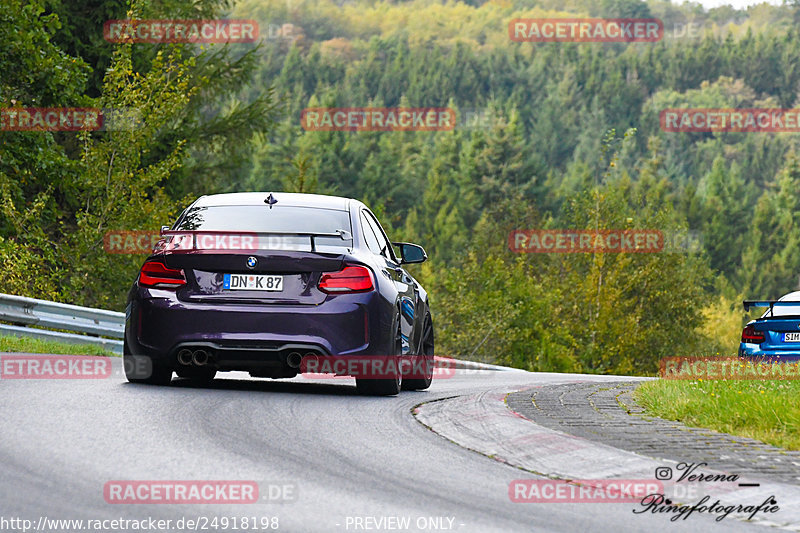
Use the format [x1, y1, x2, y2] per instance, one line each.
[655, 467, 673, 480]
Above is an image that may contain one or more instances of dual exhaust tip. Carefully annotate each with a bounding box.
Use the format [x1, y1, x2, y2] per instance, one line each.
[178, 349, 318, 368]
[286, 351, 319, 369]
[177, 348, 211, 367]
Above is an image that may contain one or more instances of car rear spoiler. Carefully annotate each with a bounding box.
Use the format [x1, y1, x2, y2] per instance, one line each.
[743, 300, 800, 314]
[158, 229, 352, 253]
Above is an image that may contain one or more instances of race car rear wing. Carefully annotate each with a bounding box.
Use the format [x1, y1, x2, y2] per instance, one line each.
[157, 229, 352, 253]
[743, 300, 800, 315]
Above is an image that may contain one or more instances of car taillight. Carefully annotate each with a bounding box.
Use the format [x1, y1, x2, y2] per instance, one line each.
[741, 324, 765, 343]
[138, 260, 186, 288]
[319, 265, 374, 293]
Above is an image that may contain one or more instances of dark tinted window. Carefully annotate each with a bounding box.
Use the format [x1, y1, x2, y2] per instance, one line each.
[175, 205, 352, 249]
[363, 211, 394, 260]
[360, 211, 383, 255]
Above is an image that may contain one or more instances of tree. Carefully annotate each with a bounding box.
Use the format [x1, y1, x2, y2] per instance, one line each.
[0, 0, 91, 299]
[697, 156, 753, 279]
[739, 152, 800, 299]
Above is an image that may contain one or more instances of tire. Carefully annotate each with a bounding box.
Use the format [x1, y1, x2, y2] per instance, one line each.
[175, 367, 217, 383]
[356, 317, 402, 396]
[124, 353, 173, 386]
[402, 313, 434, 391]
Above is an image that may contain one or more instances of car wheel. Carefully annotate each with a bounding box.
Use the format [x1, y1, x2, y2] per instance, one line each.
[175, 367, 217, 383]
[402, 313, 434, 390]
[356, 318, 402, 396]
[124, 352, 173, 386]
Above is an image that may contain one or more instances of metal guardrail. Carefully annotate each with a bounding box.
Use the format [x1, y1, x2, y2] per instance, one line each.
[0, 293, 527, 367]
[0, 293, 124, 354]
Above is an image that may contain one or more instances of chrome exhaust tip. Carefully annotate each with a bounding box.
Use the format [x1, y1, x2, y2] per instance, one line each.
[192, 349, 210, 366]
[177, 349, 193, 366]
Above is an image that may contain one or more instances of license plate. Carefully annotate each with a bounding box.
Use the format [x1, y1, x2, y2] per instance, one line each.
[223, 274, 283, 291]
[785, 332, 800, 342]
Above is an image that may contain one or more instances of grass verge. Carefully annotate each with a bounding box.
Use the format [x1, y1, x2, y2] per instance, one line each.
[0, 334, 116, 357]
[635, 379, 800, 451]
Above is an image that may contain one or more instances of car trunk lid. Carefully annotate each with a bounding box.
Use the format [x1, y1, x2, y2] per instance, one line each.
[161, 247, 345, 305]
[754, 317, 800, 349]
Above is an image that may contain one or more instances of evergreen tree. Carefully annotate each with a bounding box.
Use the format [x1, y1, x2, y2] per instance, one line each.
[698, 156, 753, 278]
[739, 153, 800, 298]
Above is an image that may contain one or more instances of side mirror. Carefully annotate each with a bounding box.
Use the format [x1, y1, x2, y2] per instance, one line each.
[160, 225, 170, 235]
[394, 242, 427, 264]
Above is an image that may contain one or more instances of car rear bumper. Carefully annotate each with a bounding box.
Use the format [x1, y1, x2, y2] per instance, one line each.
[738, 343, 800, 361]
[125, 288, 393, 370]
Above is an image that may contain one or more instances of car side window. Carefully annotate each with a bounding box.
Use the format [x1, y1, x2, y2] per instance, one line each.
[364, 211, 395, 262]
[360, 211, 383, 256]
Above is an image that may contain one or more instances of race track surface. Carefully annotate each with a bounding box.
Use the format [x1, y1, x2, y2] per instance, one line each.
[0, 357, 762, 532]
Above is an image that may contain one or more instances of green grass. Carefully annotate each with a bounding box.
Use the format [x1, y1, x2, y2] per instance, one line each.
[0, 334, 116, 357]
[635, 379, 800, 450]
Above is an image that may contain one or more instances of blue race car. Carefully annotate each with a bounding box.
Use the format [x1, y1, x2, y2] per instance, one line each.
[740, 292, 800, 361]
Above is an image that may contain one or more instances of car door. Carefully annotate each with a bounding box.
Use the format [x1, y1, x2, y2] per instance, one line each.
[360, 210, 420, 355]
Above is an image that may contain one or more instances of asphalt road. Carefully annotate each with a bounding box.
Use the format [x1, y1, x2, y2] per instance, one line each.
[0, 357, 762, 533]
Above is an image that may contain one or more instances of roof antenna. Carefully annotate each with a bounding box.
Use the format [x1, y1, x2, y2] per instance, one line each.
[265, 193, 278, 209]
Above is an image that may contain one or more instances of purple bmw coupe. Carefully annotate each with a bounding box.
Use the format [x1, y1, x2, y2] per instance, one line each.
[123, 192, 434, 395]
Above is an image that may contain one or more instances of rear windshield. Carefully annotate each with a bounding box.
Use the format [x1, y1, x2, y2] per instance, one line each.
[173, 205, 352, 251]
[763, 304, 800, 318]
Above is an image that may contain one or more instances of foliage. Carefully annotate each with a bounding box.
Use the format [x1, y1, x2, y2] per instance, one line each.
[4, 0, 800, 375]
[0, 334, 116, 356]
[636, 378, 800, 450]
[0, 0, 276, 308]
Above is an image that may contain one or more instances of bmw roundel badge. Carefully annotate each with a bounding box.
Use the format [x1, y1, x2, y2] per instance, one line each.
[246, 256, 258, 269]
